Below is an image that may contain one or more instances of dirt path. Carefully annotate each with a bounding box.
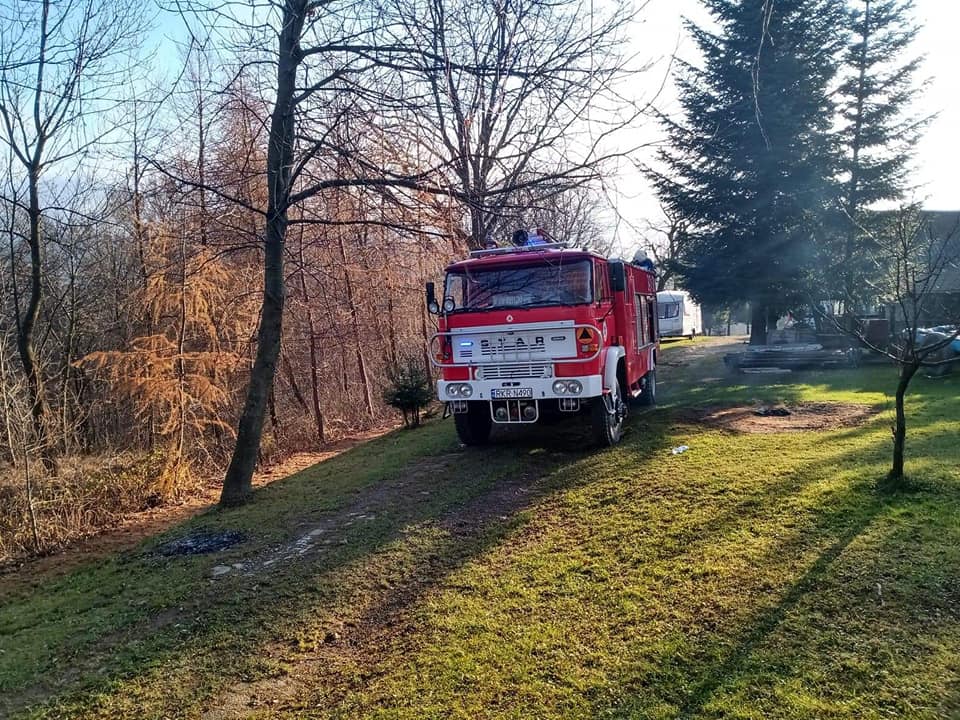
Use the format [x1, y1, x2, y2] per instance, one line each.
[659, 335, 746, 363]
[1, 341, 738, 592]
[202, 455, 548, 720]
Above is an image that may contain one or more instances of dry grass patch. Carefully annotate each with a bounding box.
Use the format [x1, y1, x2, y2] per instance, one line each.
[0, 451, 171, 565]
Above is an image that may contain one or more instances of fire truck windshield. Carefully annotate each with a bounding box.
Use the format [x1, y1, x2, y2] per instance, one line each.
[444, 260, 593, 312]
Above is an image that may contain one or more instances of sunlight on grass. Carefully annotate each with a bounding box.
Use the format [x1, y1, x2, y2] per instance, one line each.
[2, 341, 959, 719]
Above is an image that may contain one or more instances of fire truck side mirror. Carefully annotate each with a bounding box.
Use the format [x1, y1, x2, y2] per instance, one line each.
[609, 261, 626, 292]
[425, 282, 440, 315]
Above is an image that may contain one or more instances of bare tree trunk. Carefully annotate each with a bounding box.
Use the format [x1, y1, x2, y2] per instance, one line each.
[297, 233, 325, 443]
[468, 201, 485, 250]
[307, 328, 325, 443]
[890, 361, 917, 485]
[20, 166, 57, 473]
[337, 232, 375, 421]
[749, 303, 768, 346]
[130, 126, 156, 448]
[417, 245, 433, 381]
[196, 70, 209, 247]
[23, 448, 41, 553]
[131, 106, 149, 290]
[386, 295, 399, 366]
[268, 384, 281, 452]
[60, 256, 77, 453]
[220, 0, 305, 506]
[171, 229, 188, 492]
[0, 339, 18, 467]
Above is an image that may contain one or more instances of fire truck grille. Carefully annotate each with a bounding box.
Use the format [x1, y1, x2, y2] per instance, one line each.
[477, 363, 553, 380]
[479, 337, 547, 358]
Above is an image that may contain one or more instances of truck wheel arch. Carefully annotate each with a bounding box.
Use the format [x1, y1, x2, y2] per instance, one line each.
[603, 346, 626, 393]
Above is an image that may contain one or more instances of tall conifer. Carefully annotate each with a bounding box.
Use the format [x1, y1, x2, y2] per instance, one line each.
[653, 0, 845, 344]
[833, 0, 927, 309]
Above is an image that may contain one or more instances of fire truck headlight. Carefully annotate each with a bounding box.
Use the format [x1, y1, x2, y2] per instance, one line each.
[442, 298, 456, 313]
[553, 380, 582, 396]
[446, 383, 472, 398]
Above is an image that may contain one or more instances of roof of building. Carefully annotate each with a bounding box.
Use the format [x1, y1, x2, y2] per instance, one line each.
[923, 211, 960, 292]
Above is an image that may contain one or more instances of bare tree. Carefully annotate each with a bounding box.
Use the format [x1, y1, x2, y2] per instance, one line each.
[820, 207, 960, 487]
[505, 180, 615, 252]
[391, 0, 644, 247]
[160, 0, 650, 505]
[165, 0, 415, 504]
[0, 0, 149, 471]
[642, 203, 691, 292]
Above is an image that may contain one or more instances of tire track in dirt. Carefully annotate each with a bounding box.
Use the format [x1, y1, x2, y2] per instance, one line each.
[200, 458, 557, 719]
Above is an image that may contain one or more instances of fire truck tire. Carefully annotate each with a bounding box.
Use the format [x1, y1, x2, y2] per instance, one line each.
[592, 381, 625, 447]
[454, 403, 492, 445]
[638, 368, 657, 406]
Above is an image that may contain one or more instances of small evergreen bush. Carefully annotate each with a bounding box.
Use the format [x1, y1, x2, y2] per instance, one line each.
[383, 356, 434, 427]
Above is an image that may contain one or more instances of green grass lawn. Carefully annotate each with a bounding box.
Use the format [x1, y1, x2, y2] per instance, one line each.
[2, 339, 958, 719]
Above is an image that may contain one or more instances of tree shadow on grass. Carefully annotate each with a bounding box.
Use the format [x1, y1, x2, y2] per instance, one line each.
[0, 413, 671, 718]
[673, 507, 878, 718]
[4, 362, 955, 718]
[674, 484, 960, 719]
[591, 416, 960, 720]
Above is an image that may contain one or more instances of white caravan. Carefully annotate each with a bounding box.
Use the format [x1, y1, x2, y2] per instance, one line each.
[657, 290, 702, 339]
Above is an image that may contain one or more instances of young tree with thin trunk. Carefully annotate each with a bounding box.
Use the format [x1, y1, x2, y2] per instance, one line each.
[821, 207, 960, 488]
[80, 223, 247, 496]
[0, 0, 148, 471]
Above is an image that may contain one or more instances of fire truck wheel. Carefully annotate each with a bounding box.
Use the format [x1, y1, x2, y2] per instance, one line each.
[592, 382, 625, 447]
[638, 368, 657, 406]
[454, 403, 492, 445]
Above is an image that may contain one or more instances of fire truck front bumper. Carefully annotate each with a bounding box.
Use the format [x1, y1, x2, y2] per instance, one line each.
[437, 374, 604, 403]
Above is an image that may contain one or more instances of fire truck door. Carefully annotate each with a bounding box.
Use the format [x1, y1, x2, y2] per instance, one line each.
[634, 292, 655, 378]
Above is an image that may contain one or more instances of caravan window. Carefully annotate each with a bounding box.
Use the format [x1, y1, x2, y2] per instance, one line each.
[658, 301, 680, 319]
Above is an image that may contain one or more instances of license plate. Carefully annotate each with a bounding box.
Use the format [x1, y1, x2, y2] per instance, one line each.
[491, 388, 533, 399]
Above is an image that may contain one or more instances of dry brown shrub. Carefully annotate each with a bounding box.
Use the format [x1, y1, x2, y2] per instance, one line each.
[0, 451, 186, 565]
[76, 226, 249, 497]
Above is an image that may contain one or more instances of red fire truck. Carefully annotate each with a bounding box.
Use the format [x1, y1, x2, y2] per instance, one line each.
[426, 241, 659, 446]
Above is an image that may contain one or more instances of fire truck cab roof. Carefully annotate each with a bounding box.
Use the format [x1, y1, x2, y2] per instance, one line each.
[445, 244, 607, 272]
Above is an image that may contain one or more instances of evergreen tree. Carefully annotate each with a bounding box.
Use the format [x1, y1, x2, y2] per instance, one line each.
[832, 0, 928, 309]
[653, 0, 846, 344]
